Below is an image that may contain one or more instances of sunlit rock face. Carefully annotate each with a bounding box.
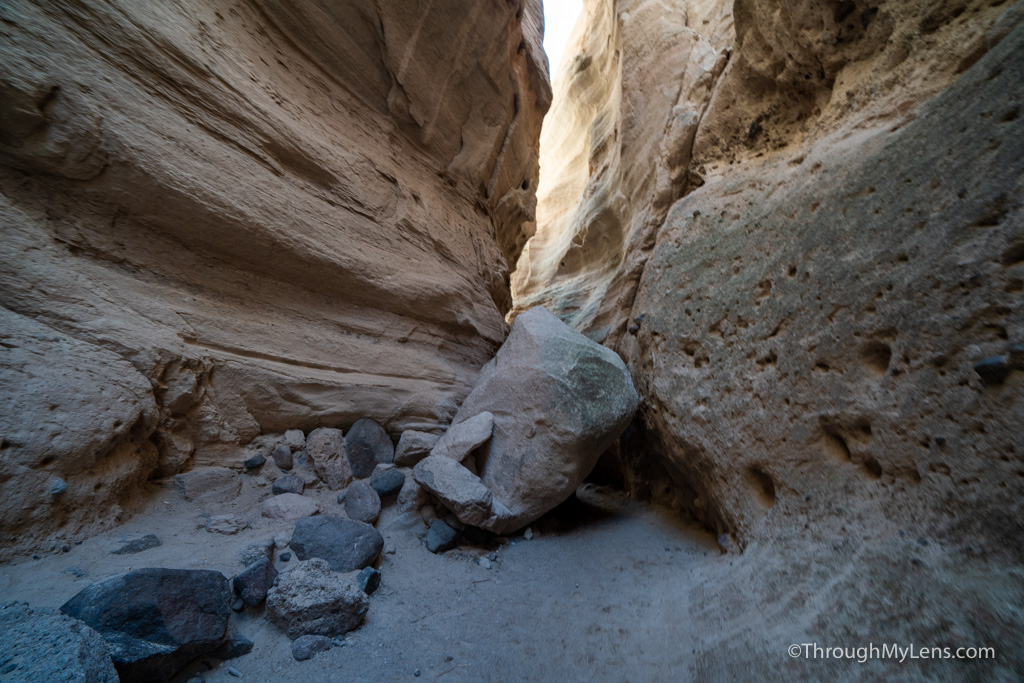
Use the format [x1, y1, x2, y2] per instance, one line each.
[513, 0, 1023, 549]
[0, 0, 549, 555]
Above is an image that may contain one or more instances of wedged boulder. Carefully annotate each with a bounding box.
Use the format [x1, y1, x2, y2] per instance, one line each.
[266, 559, 369, 639]
[394, 430, 440, 467]
[0, 601, 118, 683]
[414, 307, 639, 533]
[305, 427, 353, 490]
[289, 516, 383, 572]
[430, 411, 494, 462]
[345, 419, 394, 478]
[60, 568, 231, 682]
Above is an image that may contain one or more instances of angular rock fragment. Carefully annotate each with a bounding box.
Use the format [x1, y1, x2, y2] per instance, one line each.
[357, 567, 381, 595]
[205, 515, 249, 535]
[289, 517, 383, 572]
[425, 520, 458, 553]
[174, 467, 241, 504]
[305, 428, 353, 490]
[60, 568, 231, 682]
[272, 445, 294, 470]
[414, 307, 639, 533]
[430, 411, 494, 462]
[344, 480, 382, 524]
[238, 539, 274, 567]
[110, 533, 161, 555]
[291, 634, 333, 661]
[394, 431, 440, 467]
[345, 419, 394, 478]
[261, 493, 319, 521]
[0, 601, 118, 683]
[397, 477, 429, 514]
[232, 557, 278, 606]
[266, 559, 368, 639]
[283, 429, 306, 452]
[272, 475, 305, 496]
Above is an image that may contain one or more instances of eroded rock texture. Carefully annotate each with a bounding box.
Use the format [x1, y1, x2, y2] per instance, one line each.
[514, 0, 1023, 553]
[0, 0, 549, 556]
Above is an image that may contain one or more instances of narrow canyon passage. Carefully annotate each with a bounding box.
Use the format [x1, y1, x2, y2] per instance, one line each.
[1, 0, 1023, 681]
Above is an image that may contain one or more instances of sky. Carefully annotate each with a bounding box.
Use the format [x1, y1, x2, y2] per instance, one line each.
[542, 0, 584, 76]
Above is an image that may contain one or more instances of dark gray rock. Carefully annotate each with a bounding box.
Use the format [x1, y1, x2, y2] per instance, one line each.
[357, 567, 381, 595]
[60, 568, 231, 682]
[370, 467, 405, 497]
[231, 597, 245, 613]
[345, 419, 394, 478]
[291, 634, 333, 661]
[394, 430, 440, 468]
[272, 445, 293, 470]
[280, 551, 291, 562]
[110, 533, 161, 555]
[272, 475, 304, 496]
[266, 559, 368, 639]
[243, 452, 266, 470]
[232, 558, 278, 606]
[290, 516, 383, 572]
[211, 630, 254, 661]
[0, 601, 118, 683]
[344, 480, 381, 524]
[975, 356, 1011, 385]
[425, 520, 458, 553]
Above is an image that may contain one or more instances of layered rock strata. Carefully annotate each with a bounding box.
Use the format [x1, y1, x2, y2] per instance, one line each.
[0, 0, 550, 556]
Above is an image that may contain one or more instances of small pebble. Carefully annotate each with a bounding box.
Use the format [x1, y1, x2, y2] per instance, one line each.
[477, 557, 492, 570]
[357, 567, 381, 595]
[243, 453, 266, 470]
[414, 670, 421, 677]
[227, 666, 243, 678]
[280, 552, 291, 562]
[523, 528, 534, 540]
[231, 597, 245, 613]
[274, 534, 289, 549]
[49, 477, 68, 496]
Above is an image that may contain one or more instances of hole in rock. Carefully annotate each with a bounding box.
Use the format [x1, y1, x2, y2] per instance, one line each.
[746, 467, 777, 508]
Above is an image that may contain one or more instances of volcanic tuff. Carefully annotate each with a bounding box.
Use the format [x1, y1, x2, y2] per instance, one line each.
[0, 0, 550, 555]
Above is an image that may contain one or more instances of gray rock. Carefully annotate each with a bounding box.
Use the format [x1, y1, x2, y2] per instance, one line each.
[272, 475, 304, 496]
[271, 445, 293, 470]
[344, 480, 381, 524]
[211, 630, 254, 660]
[174, 467, 241, 504]
[430, 412, 494, 462]
[261, 493, 319, 521]
[49, 477, 68, 496]
[280, 551, 291, 562]
[370, 467, 405, 497]
[396, 477, 429, 514]
[60, 568, 231, 682]
[283, 429, 306, 452]
[266, 559, 369, 639]
[345, 419, 394, 478]
[110, 533, 161, 555]
[232, 558, 279, 606]
[394, 431, 440, 467]
[291, 634, 333, 661]
[357, 567, 381, 595]
[413, 455, 494, 527]
[238, 539, 274, 567]
[425, 520, 458, 553]
[243, 452, 266, 470]
[231, 597, 245, 613]
[305, 427, 354, 491]
[227, 666, 242, 678]
[289, 516, 383, 572]
[0, 601, 118, 683]
[205, 515, 249, 535]
[415, 308, 639, 534]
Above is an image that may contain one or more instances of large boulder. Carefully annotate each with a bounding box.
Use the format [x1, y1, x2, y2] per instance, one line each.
[266, 559, 369, 639]
[345, 419, 394, 478]
[0, 601, 118, 683]
[289, 516, 383, 572]
[60, 568, 231, 682]
[344, 479, 382, 525]
[415, 307, 639, 533]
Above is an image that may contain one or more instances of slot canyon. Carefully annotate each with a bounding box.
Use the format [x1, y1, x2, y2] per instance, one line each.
[1, 0, 1022, 680]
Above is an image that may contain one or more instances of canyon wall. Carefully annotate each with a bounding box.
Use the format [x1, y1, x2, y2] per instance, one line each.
[0, 0, 550, 556]
[515, 0, 1024, 550]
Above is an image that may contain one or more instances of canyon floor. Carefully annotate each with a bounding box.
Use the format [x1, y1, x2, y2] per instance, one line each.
[2, 474, 1016, 682]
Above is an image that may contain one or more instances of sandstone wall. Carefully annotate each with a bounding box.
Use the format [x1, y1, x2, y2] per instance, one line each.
[513, 0, 1023, 550]
[0, 0, 549, 556]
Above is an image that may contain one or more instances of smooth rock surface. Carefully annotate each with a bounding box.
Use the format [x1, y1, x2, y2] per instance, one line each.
[291, 634, 333, 662]
[394, 431, 440, 468]
[416, 307, 639, 533]
[261, 494, 319, 521]
[345, 419, 394, 478]
[430, 412, 494, 462]
[266, 559, 369, 639]
[370, 467, 406, 497]
[289, 517, 383, 573]
[60, 568, 231, 682]
[344, 480, 382, 525]
[0, 601, 118, 683]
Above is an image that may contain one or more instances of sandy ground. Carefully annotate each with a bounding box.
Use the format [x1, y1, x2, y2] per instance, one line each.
[1, 474, 1020, 682]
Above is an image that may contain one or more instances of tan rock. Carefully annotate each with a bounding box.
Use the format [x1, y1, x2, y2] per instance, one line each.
[261, 493, 320, 521]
